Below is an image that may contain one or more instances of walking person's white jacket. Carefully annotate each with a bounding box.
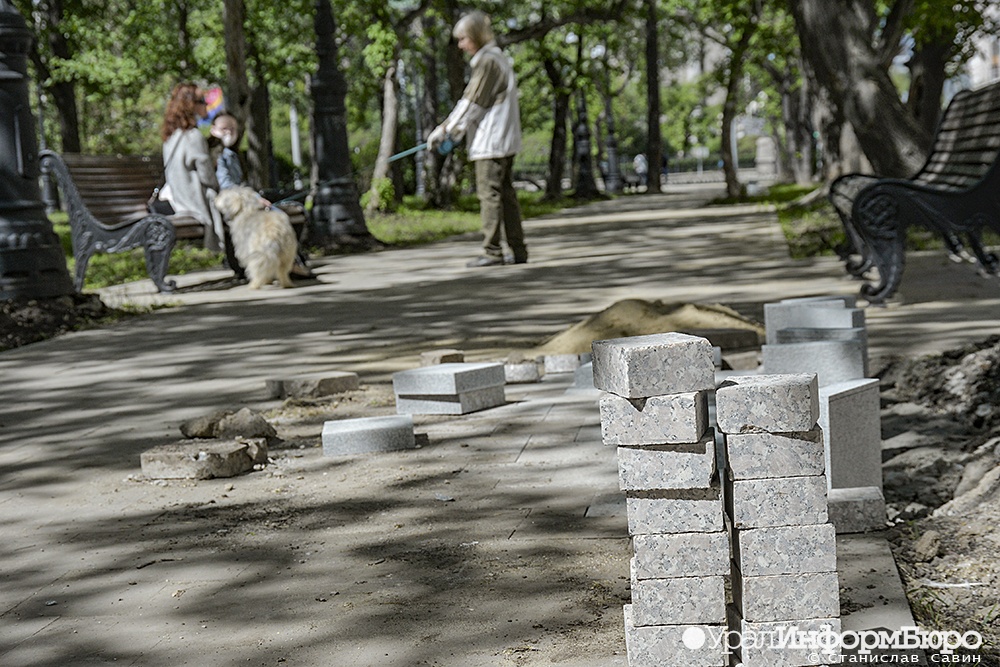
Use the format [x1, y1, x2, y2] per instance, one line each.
[438, 41, 522, 160]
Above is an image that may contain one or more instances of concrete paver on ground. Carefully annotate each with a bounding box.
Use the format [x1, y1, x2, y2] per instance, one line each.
[2, 183, 998, 666]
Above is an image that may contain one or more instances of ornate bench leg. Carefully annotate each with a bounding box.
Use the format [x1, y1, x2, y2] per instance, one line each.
[142, 216, 178, 292]
[855, 191, 907, 304]
[964, 228, 999, 275]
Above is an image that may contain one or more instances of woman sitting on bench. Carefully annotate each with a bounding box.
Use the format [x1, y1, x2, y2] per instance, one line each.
[160, 82, 226, 253]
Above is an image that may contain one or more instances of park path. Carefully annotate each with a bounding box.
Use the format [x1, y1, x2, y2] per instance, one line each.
[1, 183, 998, 666]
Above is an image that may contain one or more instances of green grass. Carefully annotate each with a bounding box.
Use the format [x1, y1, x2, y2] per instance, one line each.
[711, 183, 819, 207]
[365, 191, 567, 246]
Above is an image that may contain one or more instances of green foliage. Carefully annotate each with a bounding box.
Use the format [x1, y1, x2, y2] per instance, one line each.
[361, 177, 397, 213]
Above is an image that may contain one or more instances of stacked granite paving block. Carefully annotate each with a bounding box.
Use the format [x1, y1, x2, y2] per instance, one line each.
[760, 296, 886, 533]
[392, 362, 505, 415]
[716, 373, 842, 667]
[593, 333, 729, 667]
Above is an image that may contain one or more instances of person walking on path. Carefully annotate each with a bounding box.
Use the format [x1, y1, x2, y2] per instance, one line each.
[428, 10, 528, 267]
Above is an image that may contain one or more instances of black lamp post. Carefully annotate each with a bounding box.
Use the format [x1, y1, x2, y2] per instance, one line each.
[0, 0, 73, 300]
[308, 0, 373, 249]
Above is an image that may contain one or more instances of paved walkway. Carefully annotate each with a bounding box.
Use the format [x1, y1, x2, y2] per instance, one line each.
[2, 183, 998, 666]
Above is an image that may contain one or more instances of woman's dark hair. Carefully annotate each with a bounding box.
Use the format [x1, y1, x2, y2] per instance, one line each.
[161, 82, 204, 142]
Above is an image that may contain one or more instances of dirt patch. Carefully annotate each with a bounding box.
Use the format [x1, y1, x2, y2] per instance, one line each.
[878, 338, 1000, 664]
[0, 293, 121, 352]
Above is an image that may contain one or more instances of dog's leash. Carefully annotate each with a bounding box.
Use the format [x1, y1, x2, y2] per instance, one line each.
[270, 137, 456, 209]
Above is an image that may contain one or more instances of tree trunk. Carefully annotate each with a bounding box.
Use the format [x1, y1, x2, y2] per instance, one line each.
[543, 56, 569, 200]
[246, 79, 273, 190]
[367, 62, 399, 215]
[719, 10, 758, 198]
[644, 0, 662, 193]
[906, 40, 948, 137]
[223, 0, 254, 175]
[34, 0, 80, 152]
[789, 0, 931, 177]
[419, 16, 443, 206]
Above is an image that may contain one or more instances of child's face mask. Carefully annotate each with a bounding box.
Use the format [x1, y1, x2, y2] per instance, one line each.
[211, 120, 239, 148]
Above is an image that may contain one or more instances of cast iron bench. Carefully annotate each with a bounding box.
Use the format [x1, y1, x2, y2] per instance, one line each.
[38, 150, 209, 293]
[829, 80, 1000, 304]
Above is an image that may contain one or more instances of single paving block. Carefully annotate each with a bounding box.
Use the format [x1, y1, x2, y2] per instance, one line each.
[828, 486, 887, 534]
[630, 575, 727, 626]
[504, 360, 542, 384]
[764, 300, 865, 346]
[624, 605, 727, 667]
[726, 475, 829, 529]
[395, 385, 506, 415]
[735, 611, 843, 667]
[392, 362, 505, 395]
[632, 531, 730, 579]
[734, 569, 840, 623]
[141, 438, 267, 480]
[600, 391, 708, 445]
[591, 332, 715, 399]
[762, 340, 866, 387]
[733, 523, 837, 576]
[820, 379, 883, 491]
[322, 415, 416, 456]
[725, 429, 825, 480]
[265, 371, 360, 399]
[715, 373, 819, 434]
[626, 486, 724, 535]
[543, 353, 590, 374]
[617, 432, 717, 491]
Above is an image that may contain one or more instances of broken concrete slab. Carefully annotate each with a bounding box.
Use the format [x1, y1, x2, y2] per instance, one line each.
[265, 371, 360, 399]
[140, 438, 267, 480]
[420, 349, 465, 366]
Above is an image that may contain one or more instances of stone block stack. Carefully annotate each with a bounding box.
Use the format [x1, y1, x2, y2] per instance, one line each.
[593, 333, 728, 667]
[761, 295, 886, 534]
[716, 373, 841, 667]
[595, 334, 845, 666]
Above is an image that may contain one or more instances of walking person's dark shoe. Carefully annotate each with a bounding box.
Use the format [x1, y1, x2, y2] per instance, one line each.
[504, 252, 528, 265]
[466, 255, 504, 267]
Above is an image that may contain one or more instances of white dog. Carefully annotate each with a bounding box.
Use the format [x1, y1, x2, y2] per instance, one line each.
[214, 186, 298, 289]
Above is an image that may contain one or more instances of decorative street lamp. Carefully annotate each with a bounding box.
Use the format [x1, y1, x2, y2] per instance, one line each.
[0, 0, 73, 300]
[309, 0, 375, 249]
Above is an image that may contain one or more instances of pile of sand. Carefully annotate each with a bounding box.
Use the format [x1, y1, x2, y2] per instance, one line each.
[532, 299, 764, 355]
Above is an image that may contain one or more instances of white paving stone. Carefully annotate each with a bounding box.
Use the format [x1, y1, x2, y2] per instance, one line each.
[631, 532, 730, 579]
[592, 333, 715, 399]
[715, 373, 819, 434]
[734, 524, 838, 576]
[725, 429, 825, 480]
[599, 391, 708, 445]
[630, 576, 726, 626]
[617, 433, 716, 491]
[727, 475, 829, 529]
